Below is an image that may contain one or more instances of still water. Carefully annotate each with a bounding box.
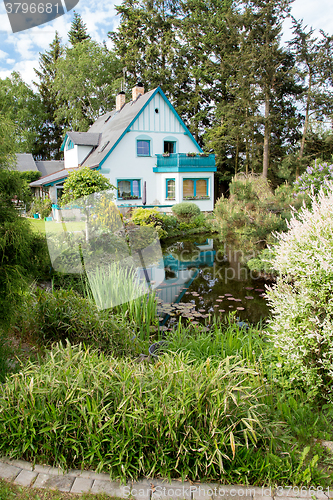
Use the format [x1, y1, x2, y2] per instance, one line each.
[155, 234, 271, 327]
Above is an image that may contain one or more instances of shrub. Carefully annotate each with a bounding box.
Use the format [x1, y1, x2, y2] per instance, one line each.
[267, 182, 333, 402]
[293, 160, 333, 196]
[0, 342, 269, 481]
[131, 207, 167, 239]
[171, 202, 201, 222]
[15, 289, 143, 357]
[29, 197, 52, 218]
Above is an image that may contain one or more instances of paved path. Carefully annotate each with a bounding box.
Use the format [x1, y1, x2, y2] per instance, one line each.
[0, 457, 331, 498]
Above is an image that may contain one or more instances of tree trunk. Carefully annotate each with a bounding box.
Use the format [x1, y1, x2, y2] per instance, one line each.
[297, 72, 312, 178]
[262, 91, 270, 178]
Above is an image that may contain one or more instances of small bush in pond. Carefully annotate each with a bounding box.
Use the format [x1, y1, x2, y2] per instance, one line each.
[172, 202, 201, 222]
[130, 207, 167, 239]
[0, 342, 270, 481]
[267, 182, 333, 402]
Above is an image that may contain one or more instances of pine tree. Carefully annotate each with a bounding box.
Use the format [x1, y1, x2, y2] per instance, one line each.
[34, 31, 66, 159]
[68, 11, 91, 46]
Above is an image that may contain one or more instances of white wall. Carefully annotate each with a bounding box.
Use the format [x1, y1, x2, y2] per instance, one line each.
[64, 144, 93, 169]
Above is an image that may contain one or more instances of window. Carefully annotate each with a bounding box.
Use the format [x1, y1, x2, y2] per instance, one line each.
[166, 179, 175, 199]
[164, 141, 176, 154]
[183, 178, 209, 199]
[137, 140, 150, 156]
[66, 139, 74, 150]
[117, 179, 141, 199]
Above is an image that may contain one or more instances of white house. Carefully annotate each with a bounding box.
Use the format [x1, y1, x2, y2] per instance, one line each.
[30, 84, 216, 211]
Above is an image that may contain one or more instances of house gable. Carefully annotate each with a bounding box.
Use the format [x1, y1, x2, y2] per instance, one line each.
[98, 87, 202, 168]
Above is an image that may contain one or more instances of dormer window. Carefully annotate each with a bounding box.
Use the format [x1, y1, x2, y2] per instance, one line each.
[66, 139, 74, 150]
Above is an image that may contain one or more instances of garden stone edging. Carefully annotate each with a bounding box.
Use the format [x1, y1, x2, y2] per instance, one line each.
[0, 457, 331, 499]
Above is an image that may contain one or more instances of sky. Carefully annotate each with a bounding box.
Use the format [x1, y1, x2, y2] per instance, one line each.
[0, 0, 332, 88]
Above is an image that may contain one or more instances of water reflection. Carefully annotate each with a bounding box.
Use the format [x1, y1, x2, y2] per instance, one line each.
[153, 236, 270, 325]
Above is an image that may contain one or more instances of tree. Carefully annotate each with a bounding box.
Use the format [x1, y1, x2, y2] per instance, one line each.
[289, 18, 333, 177]
[53, 40, 122, 130]
[0, 72, 45, 157]
[33, 31, 66, 160]
[0, 115, 17, 170]
[61, 167, 115, 241]
[68, 11, 91, 46]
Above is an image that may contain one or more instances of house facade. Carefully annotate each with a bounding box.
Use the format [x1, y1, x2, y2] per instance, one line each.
[30, 84, 216, 211]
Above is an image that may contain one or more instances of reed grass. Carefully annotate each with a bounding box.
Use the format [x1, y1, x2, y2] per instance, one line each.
[86, 263, 159, 342]
[0, 342, 271, 482]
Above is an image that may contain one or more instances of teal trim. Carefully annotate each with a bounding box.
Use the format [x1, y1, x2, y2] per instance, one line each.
[166, 178, 175, 199]
[99, 86, 203, 168]
[117, 179, 141, 200]
[137, 139, 150, 156]
[156, 153, 215, 169]
[154, 166, 216, 173]
[60, 133, 68, 152]
[67, 139, 74, 150]
[44, 179, 67, 187]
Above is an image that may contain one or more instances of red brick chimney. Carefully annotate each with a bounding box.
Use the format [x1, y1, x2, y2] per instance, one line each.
[132, 83, 144, 101]
[116, 91, 126, 111]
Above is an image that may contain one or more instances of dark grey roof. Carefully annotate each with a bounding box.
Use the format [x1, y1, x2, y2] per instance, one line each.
[30, 168, 75, 187]
[81, 88, 157, 167]
[35, 160, 64, 177]
[15, 153, 38, 172]
[67, 132, 101, 147]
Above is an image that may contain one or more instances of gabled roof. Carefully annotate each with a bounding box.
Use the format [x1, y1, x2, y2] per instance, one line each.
[80, 86, 202, 168]
[35, 160, 64, 177]
[30, 168, 75, 187]
[15, 153, 38, 172]
[60, 132, 101, 151]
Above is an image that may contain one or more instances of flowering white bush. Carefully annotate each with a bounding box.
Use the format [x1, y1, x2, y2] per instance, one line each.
[267, 182, 333, 401]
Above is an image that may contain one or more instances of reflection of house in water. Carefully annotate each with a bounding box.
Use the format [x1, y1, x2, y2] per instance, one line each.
[154, 239, 215, 305]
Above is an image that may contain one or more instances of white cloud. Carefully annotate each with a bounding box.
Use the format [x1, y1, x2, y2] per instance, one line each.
[0, 49, 8, 59]
[6, 58, 15, 64]
[0, 59, 38, 86]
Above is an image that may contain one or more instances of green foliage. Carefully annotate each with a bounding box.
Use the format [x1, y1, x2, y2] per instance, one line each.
[247, 248, 276, 274]
[33, 31, 66, 160]
[131, 207, 167, 239]
[0, 72, 45, 157]
[53, 40, 122, 131]
[61, 167, 114, 206]
[0, 342, 270, 481]
[15, 289, 141, 357]
[293, 160, 333, 195]
[0, 115, 16, 169]
[68, 11, 91, 46]
[171, 202, 201, 222]
[214, 175, 306, 253]
[29, 198, 52, 218]
[267, 183, 333, 402]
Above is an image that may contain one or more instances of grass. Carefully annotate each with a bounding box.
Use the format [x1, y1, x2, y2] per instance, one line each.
[0, 479, 115, 499]
[28, 219, 86, 234]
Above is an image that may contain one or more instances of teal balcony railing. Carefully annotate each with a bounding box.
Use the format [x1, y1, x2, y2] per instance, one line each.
[155, 153, 215, 170]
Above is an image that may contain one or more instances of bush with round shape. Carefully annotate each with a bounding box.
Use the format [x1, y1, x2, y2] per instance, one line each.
[171, 202, 200, 223]
[267, 182, 333, 402]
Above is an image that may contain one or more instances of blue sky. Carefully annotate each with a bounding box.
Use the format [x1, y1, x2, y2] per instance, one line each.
[0, 0, 332, 88]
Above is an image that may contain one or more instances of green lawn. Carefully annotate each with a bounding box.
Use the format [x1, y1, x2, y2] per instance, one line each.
[28, 218, 86, 234]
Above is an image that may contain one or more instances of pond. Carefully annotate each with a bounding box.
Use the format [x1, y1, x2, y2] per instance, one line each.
[155, 234, 271, 328]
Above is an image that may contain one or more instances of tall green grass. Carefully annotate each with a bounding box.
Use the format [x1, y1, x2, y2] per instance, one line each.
[86, 263, 159, 342]
[0, 342, 270, 482]
[164, 316, 266, 366]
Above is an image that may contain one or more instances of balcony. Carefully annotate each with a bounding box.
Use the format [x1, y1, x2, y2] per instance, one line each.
[154, 153, 216, 173]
